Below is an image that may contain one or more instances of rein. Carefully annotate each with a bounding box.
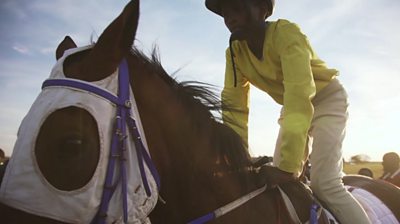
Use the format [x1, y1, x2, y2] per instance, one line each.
[188, 183, 320, 224]
[42, 59, 160, 224]
[188, 185, 268, 224]
[189, 168, 320, 224]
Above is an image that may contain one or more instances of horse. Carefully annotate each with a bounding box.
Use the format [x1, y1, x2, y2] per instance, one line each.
[0, 0, 399, 223]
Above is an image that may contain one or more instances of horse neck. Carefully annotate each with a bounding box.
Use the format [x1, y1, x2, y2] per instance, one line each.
[126, 53, 217, 168]
[126, 55, 260, 222]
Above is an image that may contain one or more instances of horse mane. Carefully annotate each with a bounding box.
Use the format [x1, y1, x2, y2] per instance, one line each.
[130, 47, 252, 171]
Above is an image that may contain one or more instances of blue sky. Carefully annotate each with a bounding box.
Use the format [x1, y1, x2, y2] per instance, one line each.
[0, 0, 399, 161]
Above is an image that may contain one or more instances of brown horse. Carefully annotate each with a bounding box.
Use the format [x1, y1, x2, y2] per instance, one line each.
[0, 0, 398, 223]
[0, 1, 321, 223]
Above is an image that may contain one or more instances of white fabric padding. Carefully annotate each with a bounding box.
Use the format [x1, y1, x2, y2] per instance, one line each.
[346, 186, 399, 224]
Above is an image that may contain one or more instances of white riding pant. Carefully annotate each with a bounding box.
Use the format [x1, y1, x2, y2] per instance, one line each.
[273, 79, 371, 224]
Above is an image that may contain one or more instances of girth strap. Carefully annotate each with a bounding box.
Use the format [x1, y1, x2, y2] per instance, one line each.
[278, 187, 302, 223]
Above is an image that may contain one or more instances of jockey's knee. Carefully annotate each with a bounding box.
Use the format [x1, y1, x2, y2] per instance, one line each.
[310, 176, 345, 202]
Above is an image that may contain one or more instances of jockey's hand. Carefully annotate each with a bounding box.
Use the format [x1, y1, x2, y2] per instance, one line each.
[258, 165, 297, 188]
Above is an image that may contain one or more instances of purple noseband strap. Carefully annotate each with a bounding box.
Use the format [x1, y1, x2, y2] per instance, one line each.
[42, 59, 160, 224]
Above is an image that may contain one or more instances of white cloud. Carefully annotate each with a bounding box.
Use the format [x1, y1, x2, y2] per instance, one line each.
[12, 44, 30, 55]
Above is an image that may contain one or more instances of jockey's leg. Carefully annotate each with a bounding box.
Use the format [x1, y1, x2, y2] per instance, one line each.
[309, 79, 370, 224]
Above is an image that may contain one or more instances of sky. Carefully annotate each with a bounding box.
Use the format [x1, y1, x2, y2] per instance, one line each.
[0, 0, 399, 161]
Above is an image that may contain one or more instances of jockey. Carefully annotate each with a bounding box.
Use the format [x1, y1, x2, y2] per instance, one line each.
[205, 0, 371, 223]
[380, 152, 400, 187]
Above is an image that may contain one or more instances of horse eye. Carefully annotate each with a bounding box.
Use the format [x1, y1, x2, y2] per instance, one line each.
[66, 139, 83, 145]
[58, 137, 85, 159]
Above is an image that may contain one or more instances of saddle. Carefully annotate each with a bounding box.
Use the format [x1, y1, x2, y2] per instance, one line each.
[251, 156, 273, 167]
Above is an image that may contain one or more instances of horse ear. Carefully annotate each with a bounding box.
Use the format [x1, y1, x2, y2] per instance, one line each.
[56, 36, 77, 60]
[80, 0, 140, 79]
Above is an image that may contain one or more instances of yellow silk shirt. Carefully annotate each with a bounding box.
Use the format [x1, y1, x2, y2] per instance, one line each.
[222, 19, 338, 173]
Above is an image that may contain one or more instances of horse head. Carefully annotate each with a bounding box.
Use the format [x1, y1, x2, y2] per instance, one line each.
[0, 1, 160, 223]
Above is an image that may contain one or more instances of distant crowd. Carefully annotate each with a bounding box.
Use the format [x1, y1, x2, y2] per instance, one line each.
[0, 148, 9, 183]
[357, 152, 400, 187]
[0, 148, 7, 165]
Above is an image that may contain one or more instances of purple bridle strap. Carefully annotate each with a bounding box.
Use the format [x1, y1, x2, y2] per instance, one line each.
[42, 59, 160, 224]
[187, 213, 215, 224]
[310, 202, 320, 224]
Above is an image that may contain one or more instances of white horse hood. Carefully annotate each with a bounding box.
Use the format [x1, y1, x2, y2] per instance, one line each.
[0, 45, 158, 224]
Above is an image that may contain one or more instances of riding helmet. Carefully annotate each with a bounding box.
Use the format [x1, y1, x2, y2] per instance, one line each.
[205, 0, 275, 18]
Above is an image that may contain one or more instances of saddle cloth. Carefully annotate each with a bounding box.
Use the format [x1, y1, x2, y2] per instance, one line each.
[322, 186, 398, 224]
[347, 186, 398, 224]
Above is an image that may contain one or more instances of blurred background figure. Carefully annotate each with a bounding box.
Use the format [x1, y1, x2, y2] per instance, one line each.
[358, 167, 373, 178]
[0, 148, 7, 165]
[380, 152, 400, 187]
[0, 148, 9, 184]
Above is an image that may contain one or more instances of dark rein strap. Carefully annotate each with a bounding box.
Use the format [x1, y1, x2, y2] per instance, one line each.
[42, 59, 160, 224]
